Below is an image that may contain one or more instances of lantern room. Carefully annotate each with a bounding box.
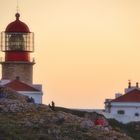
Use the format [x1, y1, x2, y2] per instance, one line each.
[1, 13, 34, 61]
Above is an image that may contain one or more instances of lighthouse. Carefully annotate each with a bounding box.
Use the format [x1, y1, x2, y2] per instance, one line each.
[1, 13, 34, 84]
[0, 13, 43, 103]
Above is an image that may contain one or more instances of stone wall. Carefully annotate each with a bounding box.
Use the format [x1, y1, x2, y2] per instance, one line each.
[1, 61, 34, 84]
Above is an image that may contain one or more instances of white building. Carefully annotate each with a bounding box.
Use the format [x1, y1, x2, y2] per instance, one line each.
[0, 79, 43, 104]
[104, 82, 140, 124]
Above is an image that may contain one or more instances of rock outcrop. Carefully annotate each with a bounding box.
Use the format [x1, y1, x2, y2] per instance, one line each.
[0, 86, 134, 140]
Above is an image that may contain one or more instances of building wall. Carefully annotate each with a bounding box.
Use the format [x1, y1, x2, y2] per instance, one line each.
[105, 102, 140, 123]
[19, 91, 42, 104]
[1, 62, 34, 84]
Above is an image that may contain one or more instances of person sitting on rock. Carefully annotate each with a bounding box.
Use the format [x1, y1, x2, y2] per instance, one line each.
[0, 87, 6, 98]
[30, 97, 35, 103]
[27, 97, 35, 103]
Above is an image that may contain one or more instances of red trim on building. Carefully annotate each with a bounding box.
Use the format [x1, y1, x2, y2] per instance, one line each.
[5, 52, 30, 61]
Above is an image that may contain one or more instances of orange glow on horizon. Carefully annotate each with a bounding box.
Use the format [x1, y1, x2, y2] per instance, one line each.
[1, 0, 140, 109]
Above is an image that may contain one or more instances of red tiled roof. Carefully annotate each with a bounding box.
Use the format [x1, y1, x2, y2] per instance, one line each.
[5, 80, 39, 92]
[112, 89, 140, 102]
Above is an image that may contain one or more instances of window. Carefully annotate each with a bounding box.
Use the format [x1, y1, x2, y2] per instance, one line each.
[117, 110, 125, 115]
[135, 113, 139, 117]
[9, 34, 25, 51]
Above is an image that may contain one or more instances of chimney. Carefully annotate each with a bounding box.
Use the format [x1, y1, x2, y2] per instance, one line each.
[16, 76, 20, 81]
[136, 82, 139, 88]
[128, 80, 131, 88]
[115, 93, 122, 98]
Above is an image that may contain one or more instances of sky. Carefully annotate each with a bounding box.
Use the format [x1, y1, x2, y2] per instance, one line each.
[0, 0, 140, 109]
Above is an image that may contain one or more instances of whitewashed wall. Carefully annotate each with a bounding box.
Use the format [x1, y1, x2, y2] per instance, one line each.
[18, 91, 43, 104]
[105, 102, 140, 123]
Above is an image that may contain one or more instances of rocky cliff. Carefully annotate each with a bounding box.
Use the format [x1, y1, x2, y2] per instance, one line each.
[0, 86, 134, 140]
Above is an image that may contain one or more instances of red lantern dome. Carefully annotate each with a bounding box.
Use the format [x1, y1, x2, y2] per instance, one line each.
[5, 13, 30, 33]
